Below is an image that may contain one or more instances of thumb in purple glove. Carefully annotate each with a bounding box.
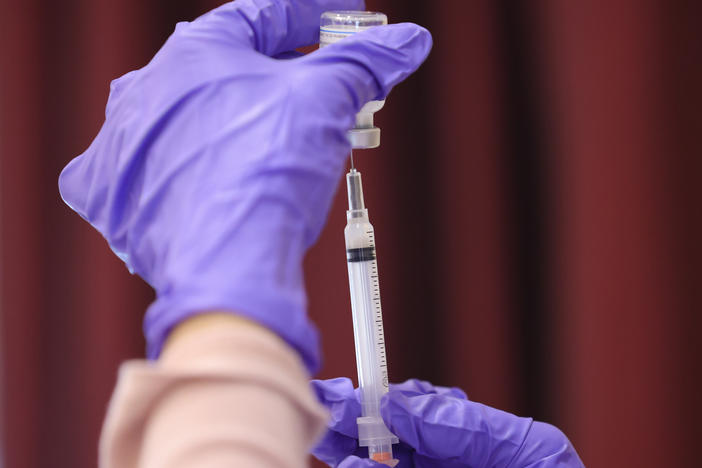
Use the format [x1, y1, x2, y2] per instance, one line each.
[380, 390, 585, 467]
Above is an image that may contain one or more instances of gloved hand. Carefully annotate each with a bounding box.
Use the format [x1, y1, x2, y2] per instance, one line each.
[311, 378, 584, 467]
[58, 0, 432, 372]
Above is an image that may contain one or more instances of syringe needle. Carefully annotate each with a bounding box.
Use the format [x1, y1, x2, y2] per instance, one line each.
[350, 149, 355, 170]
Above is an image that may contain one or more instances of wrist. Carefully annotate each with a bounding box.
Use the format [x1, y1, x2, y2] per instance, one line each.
[143, 198, 320, 372]
[161, 312, 273, 358]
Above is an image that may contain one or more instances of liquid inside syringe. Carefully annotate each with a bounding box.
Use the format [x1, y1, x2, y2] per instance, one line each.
[344, 167, 399, 466]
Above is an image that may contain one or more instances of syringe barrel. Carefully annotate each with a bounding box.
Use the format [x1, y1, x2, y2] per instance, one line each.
[345, 210, 398, 453]
[345, 219, 386, 399]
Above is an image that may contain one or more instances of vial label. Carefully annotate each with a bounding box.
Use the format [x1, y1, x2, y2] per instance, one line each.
[320, 29, 356, 47]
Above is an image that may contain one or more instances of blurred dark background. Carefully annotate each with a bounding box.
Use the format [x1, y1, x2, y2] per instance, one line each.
[1, 0, 701, 466]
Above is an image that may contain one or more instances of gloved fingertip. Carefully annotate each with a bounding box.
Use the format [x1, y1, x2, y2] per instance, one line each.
[363, 23, 432, 94]
[58, 157, 88, 218]
[516, 421, 584, 466]
[366, 22, 433, 63]
[389, 379, 469, 404]
[311, 377, 362, 438]
[389, 378, 437, 396]
[311, 377, 356, 403]
[307, 21, 433, 106]
[379, 391, 416, 442]
[448, 386, 469, 400]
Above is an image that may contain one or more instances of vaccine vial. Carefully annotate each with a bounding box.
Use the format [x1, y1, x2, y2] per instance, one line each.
[320, 11, 388, 46]
[320, 11, 388, 149]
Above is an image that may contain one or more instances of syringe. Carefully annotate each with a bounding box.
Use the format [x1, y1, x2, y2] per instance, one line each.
[344, 158, 399, 466]
[321, 10, 399, 464]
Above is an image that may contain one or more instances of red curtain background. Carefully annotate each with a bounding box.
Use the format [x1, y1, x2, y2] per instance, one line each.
[1, 1, 700, 467]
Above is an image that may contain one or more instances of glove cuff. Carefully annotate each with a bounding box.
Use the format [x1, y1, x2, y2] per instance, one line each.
[144, 287, 321, 373]
[142, 197, 322, 373]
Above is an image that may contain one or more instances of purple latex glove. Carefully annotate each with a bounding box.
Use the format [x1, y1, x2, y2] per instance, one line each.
[58, 0, 432, 372]
[311, 378, 584, 467]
